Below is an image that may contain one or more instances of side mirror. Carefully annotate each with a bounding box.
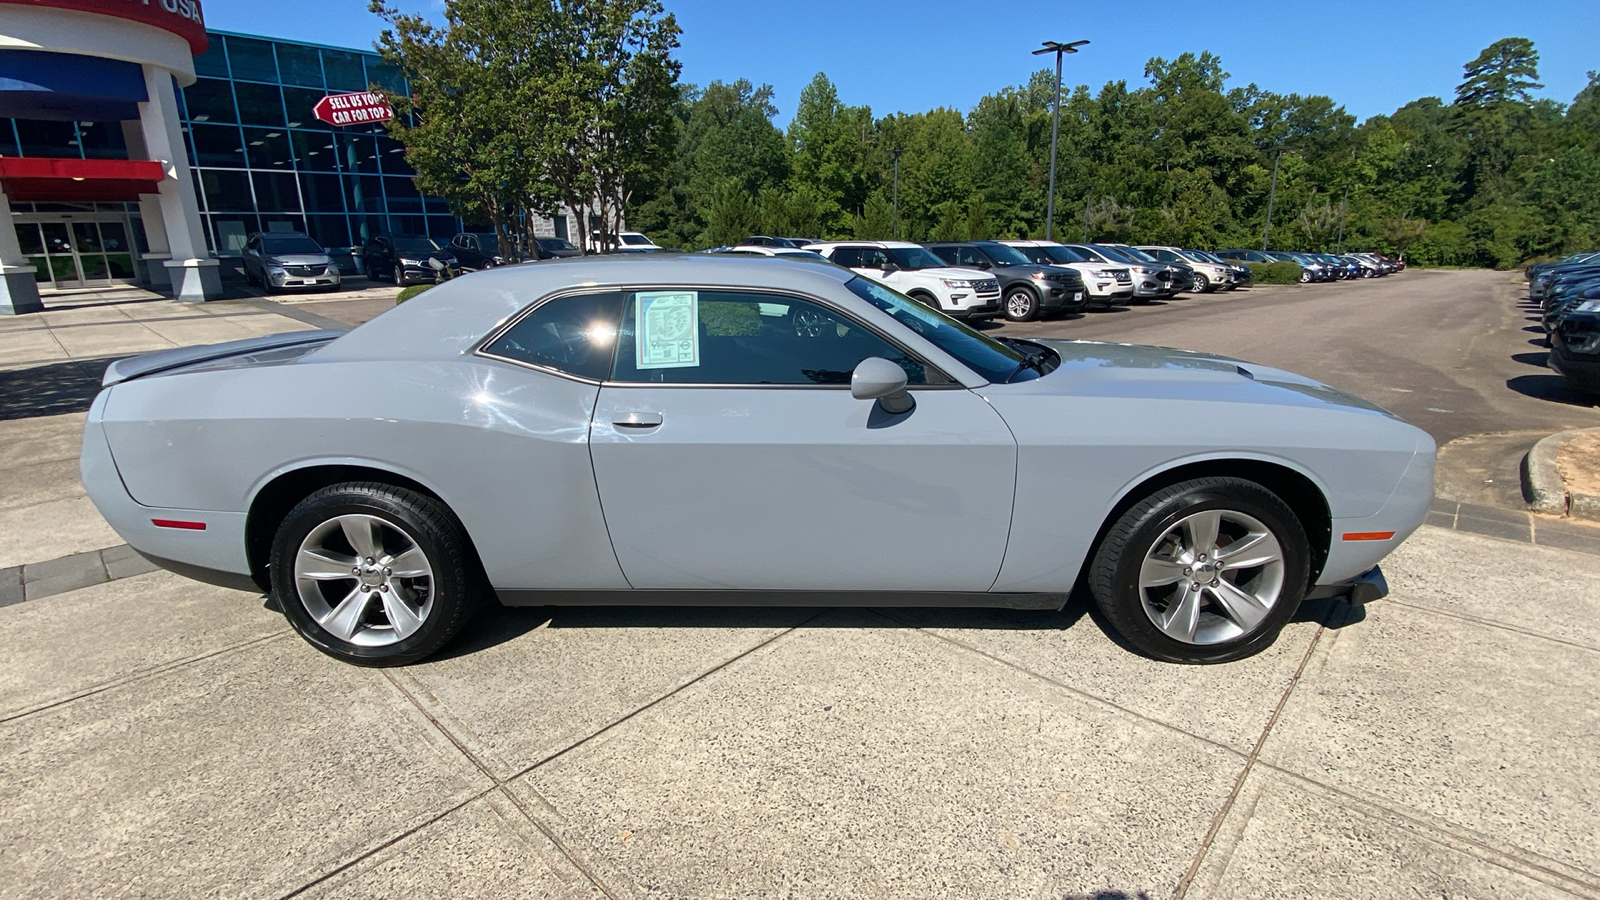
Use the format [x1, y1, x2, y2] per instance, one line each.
[851, 357, 913, 415]
[880, 261, 900, 274]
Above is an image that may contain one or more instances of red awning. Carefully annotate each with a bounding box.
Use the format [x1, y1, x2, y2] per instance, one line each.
[0, 157, 166, 202]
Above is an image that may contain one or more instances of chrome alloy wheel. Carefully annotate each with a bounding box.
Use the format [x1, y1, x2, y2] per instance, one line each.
[294, 514, 434, 647]
[1006, 290, 1033, 319]
[1137, 509, 1285, 645]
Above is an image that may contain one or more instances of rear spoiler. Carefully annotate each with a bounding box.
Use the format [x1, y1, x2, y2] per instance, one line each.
[101, 330, 345, 387]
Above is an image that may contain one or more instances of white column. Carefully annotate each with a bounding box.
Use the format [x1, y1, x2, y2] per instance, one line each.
[0, 183, 44, 315]
[121, 120, 170, 288]
[138, 63, 220, 301]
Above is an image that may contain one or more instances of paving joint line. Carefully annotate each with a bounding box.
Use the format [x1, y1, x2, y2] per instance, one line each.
[1249, 761, 1600, 896]
[508, 612, 824, 781]
[234, 296, 353, 331]
[276, 787, 495, 900]
[889, 610, 1250, 759]
[320, 616, 829, 900]
[1172, 618, 1328, 899]
[1382, 597, 1600, 654]
[0, 629, 293, 725]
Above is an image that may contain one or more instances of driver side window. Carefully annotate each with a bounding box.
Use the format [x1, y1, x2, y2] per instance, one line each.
[611, 290, 931, 386]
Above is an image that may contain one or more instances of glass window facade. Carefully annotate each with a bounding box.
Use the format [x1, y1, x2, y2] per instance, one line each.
[3, 30, 459, 257]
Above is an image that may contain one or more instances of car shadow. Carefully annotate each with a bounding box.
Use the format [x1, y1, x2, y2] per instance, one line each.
[425, 587, 1366, 662]
[1505, 373, 1599, 407]
[1511, 351, 1550, 368]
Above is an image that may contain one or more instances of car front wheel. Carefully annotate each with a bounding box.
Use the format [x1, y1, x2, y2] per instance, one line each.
[393, 264, 407, 286]
[270, 482, 483, 666]
[1088, 477, 1309, 664]
[1004, 287, 1040, 322]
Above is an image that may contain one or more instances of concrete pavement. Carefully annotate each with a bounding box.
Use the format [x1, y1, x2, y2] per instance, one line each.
[1, 273, 1597, 897]
[0, 524, 1596, 898]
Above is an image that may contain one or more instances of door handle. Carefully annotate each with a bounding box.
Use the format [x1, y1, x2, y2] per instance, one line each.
[613, 412, 663, 428]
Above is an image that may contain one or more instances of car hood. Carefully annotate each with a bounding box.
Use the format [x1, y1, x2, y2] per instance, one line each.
[268, 253, 332, 266]
[1000, 340, 1401, 419]
[898, 266, 996, 281]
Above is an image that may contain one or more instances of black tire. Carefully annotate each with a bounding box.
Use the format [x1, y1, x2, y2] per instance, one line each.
[1193, 274, 1210, 293]
[1003, 286, 1041, 322]
[393, 264, 406, 286]
[908, 291, 941, 311]
[1088, 477, 1310, 664]
[245, 264, 259, 286]
[269, 482, 485, 666]
[1299, 269, 1312, 284]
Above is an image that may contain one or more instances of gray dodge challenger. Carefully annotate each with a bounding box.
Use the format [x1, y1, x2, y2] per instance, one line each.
[82, 255, 1434, 666]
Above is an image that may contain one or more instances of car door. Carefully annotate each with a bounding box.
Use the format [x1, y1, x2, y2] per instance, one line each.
[588, 287, 1017, 592]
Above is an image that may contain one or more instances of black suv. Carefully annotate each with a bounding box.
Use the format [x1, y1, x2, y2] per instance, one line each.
[362, 234, 458, 286]
[448, 233, 505, 271]
[921, 241, 1088, 321]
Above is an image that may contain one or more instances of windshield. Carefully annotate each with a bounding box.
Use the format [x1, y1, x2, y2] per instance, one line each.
[1114, 245, 1160, 263]
[263, 235, 324, 255]
[1084, 245, 1135, 264]
[1034, 245, 1090, 264]
[621, 233, 652, 246]
[844, 277, 1036, 383]
[975, 243, 1034, 266]
[886, 246, 951, 270]
[393, 236, 442, 253]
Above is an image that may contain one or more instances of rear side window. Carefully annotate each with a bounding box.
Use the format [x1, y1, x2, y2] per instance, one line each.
[481, 291, 623, 381]
[829, 247, 862, 267]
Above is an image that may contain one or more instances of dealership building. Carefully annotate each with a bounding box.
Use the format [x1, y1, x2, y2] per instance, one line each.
[0, 1, 574, 314]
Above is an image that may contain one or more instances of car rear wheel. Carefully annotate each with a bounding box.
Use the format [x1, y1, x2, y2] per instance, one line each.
[270, 482, 483, 666]
[1004, 287, 1040, 322]
[1088, 477, 1309, 664]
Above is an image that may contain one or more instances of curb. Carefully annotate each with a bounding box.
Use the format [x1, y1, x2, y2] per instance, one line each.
[1522, 428, 1600, 521]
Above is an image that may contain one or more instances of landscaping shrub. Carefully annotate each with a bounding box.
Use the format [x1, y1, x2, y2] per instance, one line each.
[396, 284, 432, 303]
[1245, 261, 1303, 284]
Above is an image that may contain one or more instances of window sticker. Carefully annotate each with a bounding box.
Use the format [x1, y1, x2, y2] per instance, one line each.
[635, 291, 700, 369]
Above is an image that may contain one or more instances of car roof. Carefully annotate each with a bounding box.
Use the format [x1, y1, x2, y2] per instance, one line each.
[316, 255, 859, 365]
[808, 240, 921, 249]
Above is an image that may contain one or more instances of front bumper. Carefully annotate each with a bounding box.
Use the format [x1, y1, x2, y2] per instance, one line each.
[1039, 283, 1088, 311]
[268, 269, 341, 290]
[1548, 346, 1600, 392]
[1305, 565, 1388, 605]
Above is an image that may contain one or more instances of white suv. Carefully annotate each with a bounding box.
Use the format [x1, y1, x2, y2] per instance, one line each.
[1136, 246, 1237, 292]
[999, 240, 1133, 308]
[808, 241, 1001, 320]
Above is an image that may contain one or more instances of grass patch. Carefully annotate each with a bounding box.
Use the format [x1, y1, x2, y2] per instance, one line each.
[396, 284, 433, 303]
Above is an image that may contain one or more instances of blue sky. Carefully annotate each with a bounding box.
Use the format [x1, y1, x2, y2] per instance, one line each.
[210, 0, 1599, 125]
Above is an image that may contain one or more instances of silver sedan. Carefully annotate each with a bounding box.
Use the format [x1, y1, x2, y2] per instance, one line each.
[82, 256, 1434, 666]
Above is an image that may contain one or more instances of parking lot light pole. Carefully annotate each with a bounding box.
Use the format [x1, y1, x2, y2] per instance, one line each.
[1034, 39, 1089, 241]
[1262, 147, 1285, 251]
[891, 147, 904, 239]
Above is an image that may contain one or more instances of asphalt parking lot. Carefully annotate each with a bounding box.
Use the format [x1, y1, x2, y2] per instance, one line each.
[1, 270, 1598, 899]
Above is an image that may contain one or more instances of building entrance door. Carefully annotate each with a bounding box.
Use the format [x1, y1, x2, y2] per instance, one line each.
[13, 210, 140, 290]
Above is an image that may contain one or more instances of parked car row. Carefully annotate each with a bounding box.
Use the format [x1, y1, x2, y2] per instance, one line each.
[1215, 249, 1403, 282]
[1528, 251, 1600, 396]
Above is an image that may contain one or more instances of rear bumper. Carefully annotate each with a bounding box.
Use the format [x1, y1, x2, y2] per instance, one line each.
[80, 391, 257, 590]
